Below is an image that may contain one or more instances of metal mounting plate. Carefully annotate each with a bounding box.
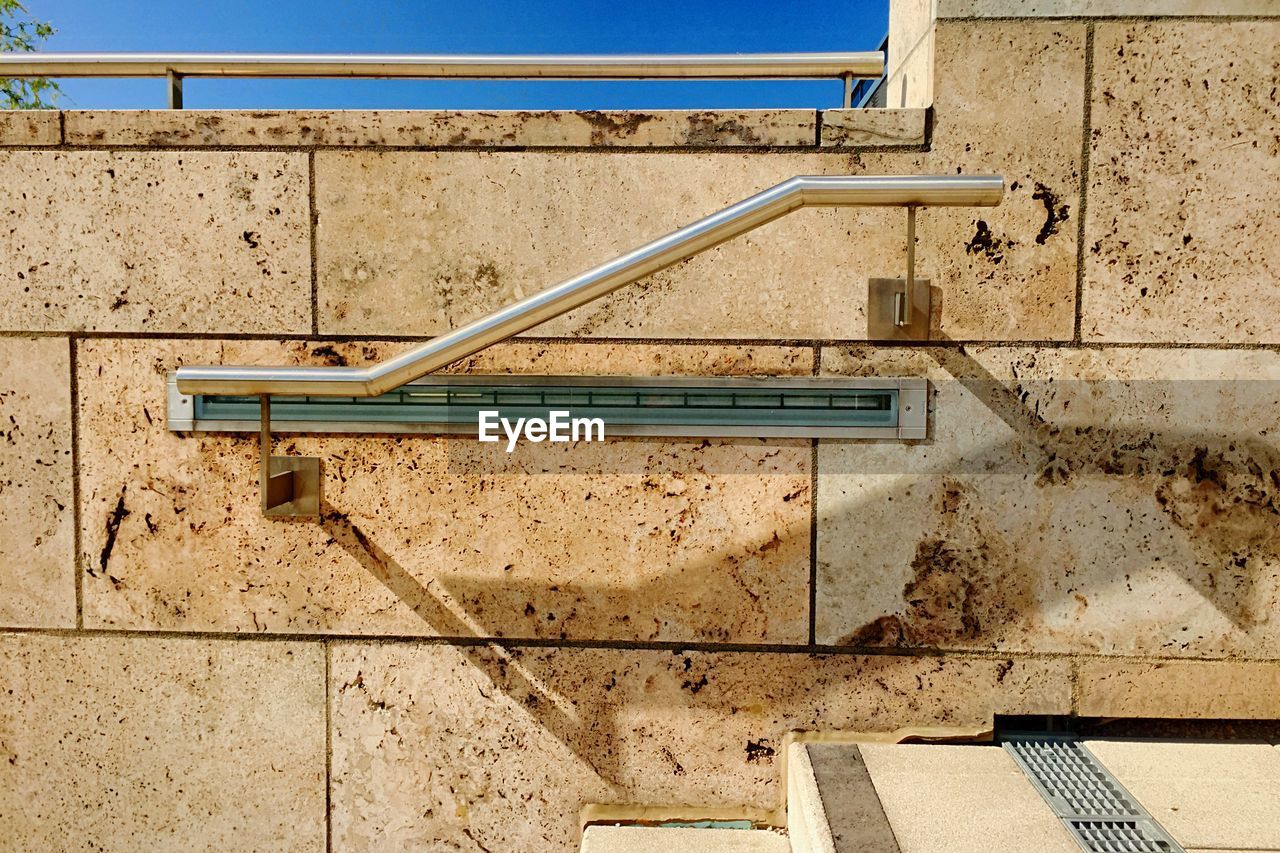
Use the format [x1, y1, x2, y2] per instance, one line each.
[264, 455, 321, 518]
[867, 277, 932, 341]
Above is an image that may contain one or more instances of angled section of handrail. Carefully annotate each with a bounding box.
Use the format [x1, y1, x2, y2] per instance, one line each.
[176, 174, 1003, 398]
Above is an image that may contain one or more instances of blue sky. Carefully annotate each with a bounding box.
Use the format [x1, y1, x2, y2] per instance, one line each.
[34, 0, 887, 110]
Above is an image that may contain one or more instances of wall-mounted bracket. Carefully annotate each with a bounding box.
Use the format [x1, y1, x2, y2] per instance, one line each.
[259, 396, 320, 518]
[867, 205, 932, 340]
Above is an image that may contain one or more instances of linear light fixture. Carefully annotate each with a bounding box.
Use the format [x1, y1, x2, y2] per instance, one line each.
[168, 375, 927, 441]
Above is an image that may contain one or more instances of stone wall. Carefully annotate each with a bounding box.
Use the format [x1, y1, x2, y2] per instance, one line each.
[1, 4, 1278, 850]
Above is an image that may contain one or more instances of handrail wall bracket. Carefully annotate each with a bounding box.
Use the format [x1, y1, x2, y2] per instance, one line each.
[259, 396, 321, 518]
[866, 204, 932, 341]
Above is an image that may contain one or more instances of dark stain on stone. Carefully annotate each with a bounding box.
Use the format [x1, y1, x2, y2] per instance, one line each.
[686, 112, 764, 145]
[681, 674, 709, 694]
[840, 479, 1035, 648]
[310, 344, 348, 367]
[578, 111, 655, 145]
[1031, 182, 1070, 245]
[97, 487, 129, 577]
[745, 738, 776, 763]
[241, 230, 261, 249]
[964, 219, 1013, 264]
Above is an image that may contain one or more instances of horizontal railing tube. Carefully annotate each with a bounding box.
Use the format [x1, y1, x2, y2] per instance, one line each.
[176, 174, 1003, 398]
[0, 52, 884, 80]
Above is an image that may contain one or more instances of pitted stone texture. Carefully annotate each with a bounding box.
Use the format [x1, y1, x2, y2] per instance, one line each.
[817, 345, 1280, 657]
[819, 109, 926, 146]
[328, 643, 1069, 851]
[0, 633, 325, 852]
[0, 110, 59, 145]
[939, 0, 1280, 15]
[316, 150, 904, 339]
[1084, 22, 1280, 343]
[1077, 659, 1280, 719]
[65, 109, 819, 148]
[78, 338, 812, 641]
[859, 20, 1085, 341]
[0, 150, 310, 332]
[0, 337, 74, 627]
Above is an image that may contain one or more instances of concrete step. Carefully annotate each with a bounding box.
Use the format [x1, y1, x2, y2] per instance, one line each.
[786, 741, 1076, 853]
[788, 737, 1280, 853]
[581, 825, 790, 853]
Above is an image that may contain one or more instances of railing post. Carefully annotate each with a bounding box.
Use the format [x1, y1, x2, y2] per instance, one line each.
[166, 69, 183, 109]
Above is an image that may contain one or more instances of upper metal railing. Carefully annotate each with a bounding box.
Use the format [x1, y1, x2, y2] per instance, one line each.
[0, 52, 885, 108]
[175, 175, 1004, 398]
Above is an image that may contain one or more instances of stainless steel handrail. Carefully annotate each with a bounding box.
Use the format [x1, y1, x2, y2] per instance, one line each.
[176, 174, 1003, 398]
[0, 51, 884, 79]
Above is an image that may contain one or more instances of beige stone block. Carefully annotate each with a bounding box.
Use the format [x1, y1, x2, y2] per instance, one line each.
[0, 632, 325, 851]
[1085, 739, 1280, 849]
[329, 642, 1070, 851]
[0, 110, 59, 145]
[859, 744, 1077, 852]
[78, 338, 813, 641]
[315, 149, 910, 339]
[817, 345, 1280, 658]
[1076, 659, 1280, 718]
[886, 0, 936, 109]
[1083, 22, 1280, 343]
[939, 0, 1280, 16]
[880, 20, 1085, 341]
[819, 108, 926, 146]
[64, 109, 820, 148]
[0, 337, 74, 628]
[0, 151, 310, 332]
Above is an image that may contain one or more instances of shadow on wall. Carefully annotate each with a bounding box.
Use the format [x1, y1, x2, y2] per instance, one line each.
[312, 344, 1280, 791]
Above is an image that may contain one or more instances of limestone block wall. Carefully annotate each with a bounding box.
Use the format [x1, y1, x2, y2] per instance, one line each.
[1, 5, 1278, 850]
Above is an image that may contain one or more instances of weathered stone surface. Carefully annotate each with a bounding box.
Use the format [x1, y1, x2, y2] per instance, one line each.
[1076, 659, 1280, 718]
[329, 642, 1069, 851]
[0, 151, 310, 332]
[1085, 740, 1280, 850]
[313, 26, 1084, 342]
[890, 20, 1084, 341]
[315, 149, 905, 339]
[817, 345, 1280, 657]
[0, 632, 325, 851]
[819, 108, 926, 147]
[65, 109, 820, 148]
[1083, 22, 1280, 343]
[318, 32, 1082, 347]
[885, 0, 935, 109]
[939, 0, 1280, 16]
[0, 337, 74, 628]
[79, 338, 813, 641]
[0, 110, 59, 145]
[860, 744, 1077, 852]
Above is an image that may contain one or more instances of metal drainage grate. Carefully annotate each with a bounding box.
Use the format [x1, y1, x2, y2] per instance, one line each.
[1003, 736, 1184, 853]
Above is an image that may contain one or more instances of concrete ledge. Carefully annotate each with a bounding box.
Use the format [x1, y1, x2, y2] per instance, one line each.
[938, 0, 1279, 17]
[0, 110, 59, 145]
[819, 108, 926, 147]
[64, 109, 822, 148]
[581, 826, 790, 853]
